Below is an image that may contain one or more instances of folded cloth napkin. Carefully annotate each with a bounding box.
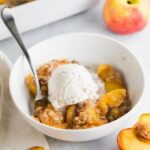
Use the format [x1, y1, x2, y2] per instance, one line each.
[0, 51, 49, 150]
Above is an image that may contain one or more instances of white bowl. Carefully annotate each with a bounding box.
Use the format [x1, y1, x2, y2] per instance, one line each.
[9, 33, 145, 142]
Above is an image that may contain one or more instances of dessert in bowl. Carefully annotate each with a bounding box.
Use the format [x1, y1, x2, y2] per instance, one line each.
[9, 33, 144, 141]
[26, 60, 130, 129]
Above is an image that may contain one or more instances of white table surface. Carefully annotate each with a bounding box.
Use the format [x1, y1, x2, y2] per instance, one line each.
[0, 1, 150, 149]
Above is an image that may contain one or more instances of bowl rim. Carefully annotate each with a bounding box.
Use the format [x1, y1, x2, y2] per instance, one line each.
[9, 32, 145, 133]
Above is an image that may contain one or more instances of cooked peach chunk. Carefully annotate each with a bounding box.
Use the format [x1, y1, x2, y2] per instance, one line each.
[98, 89, 126, 115]
[105, 82, 124, 93]
[66, 105, 76, 128]
[25, 74, 36, 98]
[97, 64, 125, 92]
[7, 0, 33, 7]
[117, 128, 150, 150]
[97, 64, 112, 81]
[0, 0, 7, 4]
[29, 146, 44, 150]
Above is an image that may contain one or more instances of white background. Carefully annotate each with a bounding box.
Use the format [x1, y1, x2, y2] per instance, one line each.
[0, 1, 150, 149]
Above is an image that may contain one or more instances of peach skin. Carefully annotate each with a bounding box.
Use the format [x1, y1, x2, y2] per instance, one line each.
[103, 0, 150, 34]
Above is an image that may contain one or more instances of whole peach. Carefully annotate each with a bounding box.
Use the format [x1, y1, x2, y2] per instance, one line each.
[103, 0, 150, 34]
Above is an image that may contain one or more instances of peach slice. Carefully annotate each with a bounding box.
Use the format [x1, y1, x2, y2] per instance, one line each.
[105, 82, 124, 93]
[66, 105, 76, 127]
[25, 74, 36, 98]
[97, 64, 125, 92]
[29, 146, 45, 150]
[98, 89, 126, 115]
[117, 114, 150, 150]
[0, 0, 7, 4]
[117, 128, 150, 150]
[97, 64, 112, 81]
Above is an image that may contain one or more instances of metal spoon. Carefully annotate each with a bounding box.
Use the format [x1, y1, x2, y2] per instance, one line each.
[1, 7, 44, 106]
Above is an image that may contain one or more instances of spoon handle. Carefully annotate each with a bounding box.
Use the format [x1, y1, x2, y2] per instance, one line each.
[1, 8, 29, 60]
[1, 7, 42, 100]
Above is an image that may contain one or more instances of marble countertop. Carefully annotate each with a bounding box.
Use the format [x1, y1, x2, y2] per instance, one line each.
[0, 1, 150, 149]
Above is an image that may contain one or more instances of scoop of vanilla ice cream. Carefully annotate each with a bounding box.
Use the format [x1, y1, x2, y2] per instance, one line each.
[48, 64, 100, 109]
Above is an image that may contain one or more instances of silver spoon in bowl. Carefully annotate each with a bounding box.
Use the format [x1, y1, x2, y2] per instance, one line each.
[1, 7, 44, 111]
